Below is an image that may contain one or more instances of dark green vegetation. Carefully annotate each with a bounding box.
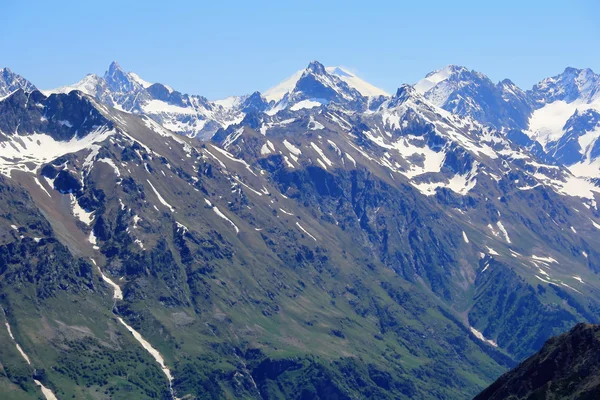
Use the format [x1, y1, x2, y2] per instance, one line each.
[475, 323, 600, 400]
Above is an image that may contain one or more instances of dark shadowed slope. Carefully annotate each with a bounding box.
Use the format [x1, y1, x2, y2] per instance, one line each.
[474, 323, 600, 400]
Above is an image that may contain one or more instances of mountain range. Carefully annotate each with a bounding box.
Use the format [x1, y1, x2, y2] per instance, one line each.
[0, 60, 600, 399]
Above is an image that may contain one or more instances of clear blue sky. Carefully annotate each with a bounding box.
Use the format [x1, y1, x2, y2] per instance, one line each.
[1, 0, 598, 99]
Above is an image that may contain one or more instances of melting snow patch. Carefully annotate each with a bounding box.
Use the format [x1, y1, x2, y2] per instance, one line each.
[93, 259, 123, 300]
[481, 262, 490, 273]
[133, 215, 141, 228]
[469, 327, 498, 347]
[283, 140, 302, 156]
[97, 158, 121, 176]
[89, 230, 100, 250]
[535, 275, 553, 284]
[296, 222, 317, 241]
[212, 207, 239, 234]
[290, 99, 323, 111]
[71, 194, 94, 225]
[486, 247, 499, 256]
[260, 143, 272, 155]
[232, 176, 263, 196]
[462, 231, 469, 244]
[222, 127, 244, 150]
[93, 259, 183, 397]
[560, 282, 582, 294]
[531, 255, 557, 264]
[210, 145, 257, 176]
[496, 221, 511, 243]
[310, 142, 333, 167]
[309, 116, 325, 130]
[0, 127, 114, 177]
[118, 317, 178, 398]
[316, 159, 328, 169]
[33, 176, 52, 197]
[345, 153, 357, 167]
[3, 315, 58, 400]
[146, 179, 174, 212]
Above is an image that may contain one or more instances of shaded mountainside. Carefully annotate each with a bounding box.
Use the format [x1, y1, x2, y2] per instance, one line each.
[474, 323, 600, 400]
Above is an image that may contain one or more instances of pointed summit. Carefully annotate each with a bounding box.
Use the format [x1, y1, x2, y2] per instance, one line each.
[103, 61, 139, 93]
[305, 60, 327, 75]
[0, 67, 37, 97]
[107, 61, 123, 74]
[394, 84, 417, 100]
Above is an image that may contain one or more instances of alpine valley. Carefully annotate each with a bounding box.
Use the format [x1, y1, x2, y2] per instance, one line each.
[1, 60, 600, 400]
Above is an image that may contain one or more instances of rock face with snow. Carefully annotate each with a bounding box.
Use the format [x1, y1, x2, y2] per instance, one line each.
[0, 68, 37, 97]
[264, 63, 389, 103]
[525, 68, 600, 176]
[415, 65, 533, 130]
[530, 67, 600, 105]
[414, 65, 600, 178]
[3, 61, 600, 400]
[48, 61, 256, 139]
[266, 61, 370, 113]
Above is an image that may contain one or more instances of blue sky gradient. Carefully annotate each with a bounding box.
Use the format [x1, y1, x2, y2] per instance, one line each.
[1, 0, 598, 99]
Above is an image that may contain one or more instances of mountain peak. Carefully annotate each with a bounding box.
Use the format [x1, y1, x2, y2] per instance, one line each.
[306, 60, 327, 75]
[0, 67, 37, 97]
[414, 65, 467, 95]
[531, 66, 600, 104]
[394, 83, 417, 99]
[563, 66, 585, 75]
[103, 61, 139, 93]
[107, 61, 123, 74]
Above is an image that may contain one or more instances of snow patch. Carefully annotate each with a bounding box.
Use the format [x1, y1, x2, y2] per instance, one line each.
[146, 179, 175, 212]
[469, 327, 498, 347]
[296, 222, 317, 241]
[462, 231, 469, 244]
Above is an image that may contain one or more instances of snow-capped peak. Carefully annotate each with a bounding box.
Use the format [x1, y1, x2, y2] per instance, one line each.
[264, 70, 304, 103]
[305, 60, 327, 75]
[263, 61, 388, 103]
[531, 67, 600, 105]
[414, 65, 468, 95]
[45, 74, 103, 96]
[104, 61, 143, 93]
[129, 72, 153, 89]
[0, 67, 37, 97]
[326, 66, 389, 97]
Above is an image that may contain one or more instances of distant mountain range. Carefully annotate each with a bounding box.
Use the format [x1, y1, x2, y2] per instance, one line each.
[1, 60, 600, 399]
[11, 60, 596, 180]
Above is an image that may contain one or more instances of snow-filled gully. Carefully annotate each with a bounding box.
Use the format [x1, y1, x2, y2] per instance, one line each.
[2, 309, 58, 400]
[91, 259, 179, 399]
